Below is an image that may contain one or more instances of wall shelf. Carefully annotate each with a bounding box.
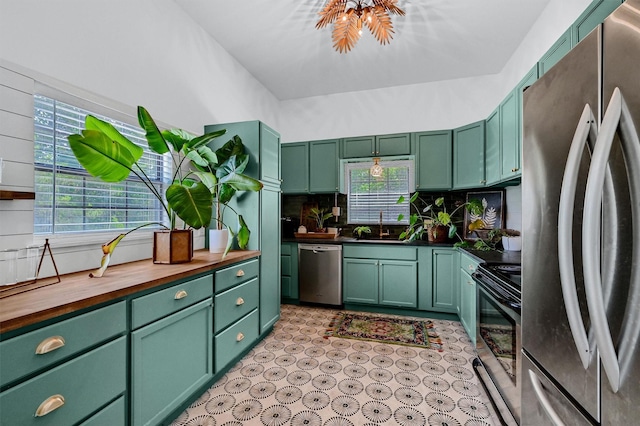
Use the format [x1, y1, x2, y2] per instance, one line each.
[0, 190, 36, 200]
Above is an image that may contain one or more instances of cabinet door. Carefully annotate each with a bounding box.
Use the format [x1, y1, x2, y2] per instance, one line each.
[539, 28, 572, 76]
[500, 90, 519, 180]
[379, 260, 417, 308]
[415, 131, 452, 190]
[572, 0, 622, 44]
[459, 268, 476, 345]
[484, 108, 501, 186]
[376, 133, 412, 156]
[431, 249, 459, 312]
[281, 143, 309, 194]
[260, 187, 281, 334]
[281, 242, 299, 300]
[514, 65, 538, 178]
[260, 122, 281, 185]
[343, 258, 379, 304]
[131, 299, 213, 426]
[341, 136, 376, 158]
[453, 121, 486, 189]
[309, 139, 340, 193]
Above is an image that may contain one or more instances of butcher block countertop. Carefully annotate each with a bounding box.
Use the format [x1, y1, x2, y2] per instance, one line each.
[0, 250, 260, 334]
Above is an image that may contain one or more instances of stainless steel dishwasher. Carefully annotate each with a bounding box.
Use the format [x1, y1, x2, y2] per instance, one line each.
[298, 244, 342, 306]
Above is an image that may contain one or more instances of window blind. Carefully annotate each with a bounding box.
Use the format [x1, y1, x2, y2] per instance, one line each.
[345, 159, 413, 225]
[33, 95, 172, 234]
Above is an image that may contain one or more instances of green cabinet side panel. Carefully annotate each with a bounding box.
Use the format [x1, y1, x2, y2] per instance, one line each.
[376, 133, 412, 156]
[484, 108, 501, 186]
[309, 139, 340, 193]
[260, 122, 281, 185]
[260, 187, 281, 334]
[459, 268, 477, 346]
[379, 261, 418, 308]
[341, 136, 376, 158]
[572, 0, 622, 44]
[414, 131, 452, 190]
[417, 247, 433, 311]
[431, 249, 460, 313]
[539, 28, 572, 76]
[281, 242, 299, 300]
[453, 121, 486, 189]
[131, 299, 213, 426]
[514, 65, 539, 180]
[499, 90, 519, 180]
[281, 143, 309, 194]
[343, 258, 379, 304]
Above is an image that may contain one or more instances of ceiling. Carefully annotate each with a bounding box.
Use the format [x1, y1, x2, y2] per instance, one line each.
[174, 0, 552, 101]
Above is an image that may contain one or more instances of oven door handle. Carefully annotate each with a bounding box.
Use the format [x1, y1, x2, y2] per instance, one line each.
[473, 273, 521, 311]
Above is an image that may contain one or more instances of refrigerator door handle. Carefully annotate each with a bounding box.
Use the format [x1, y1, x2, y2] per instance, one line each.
[558, 103, 597, 369]
[528, 369, 567, 426]
[583, 87, 640, 393]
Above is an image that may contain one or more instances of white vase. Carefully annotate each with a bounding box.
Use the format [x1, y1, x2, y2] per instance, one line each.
[502, 236, 522, 251]
[209, 229, 229, 253]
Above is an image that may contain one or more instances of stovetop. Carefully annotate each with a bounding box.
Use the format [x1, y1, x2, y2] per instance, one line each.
[475, 262, 522, 311]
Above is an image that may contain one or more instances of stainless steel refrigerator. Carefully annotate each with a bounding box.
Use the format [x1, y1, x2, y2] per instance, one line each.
[522, 0, 640, 424]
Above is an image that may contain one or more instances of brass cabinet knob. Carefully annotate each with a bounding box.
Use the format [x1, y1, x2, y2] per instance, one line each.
[236, 297, 245, 306]
[174, 290, 188, 300]
[236, 332, 245, 342]
[35, 394, 65, 417]
[236, 270, 245, 277]
[480, 180, 486, 184]
[35, 336, 65, 355]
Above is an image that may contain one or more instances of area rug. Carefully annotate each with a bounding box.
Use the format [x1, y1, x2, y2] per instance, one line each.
[325, 312, 443, 351]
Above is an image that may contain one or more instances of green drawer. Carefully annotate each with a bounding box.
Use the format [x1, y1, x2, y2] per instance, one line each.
[460, 252, 481, 274]
[281, 255, 292, 276]
[0, 301, 126, 386]
[131, 274, 213, 329]
[215, 259, 259, 293]
[343, 244, 417, 261]
[214, 278, 259, 333]
[215, 309, 258, 373]
[0, 336, 126, 426]
[79, 396, 125, 426]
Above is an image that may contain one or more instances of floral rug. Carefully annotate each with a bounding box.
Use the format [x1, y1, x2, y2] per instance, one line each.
[325, 312, 443, 351]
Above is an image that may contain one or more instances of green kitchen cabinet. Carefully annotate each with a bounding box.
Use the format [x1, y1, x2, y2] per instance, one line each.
[281, 242, 299, 301]
[379, 260, 419, 308]
[538, 28, 572, 76]
[414, 130, 452, 190]
[572, 0, 622, 44]
[131, 298, 213, 426]
[281, 142, 309, 193]
[418, 247, 460, 313]
[499, 89, 519, 179]
[343, 258, 380, 305]
[511, 65, 539, 179]
[341, 133, 411, 158]
[459, 268, 476, 345]
[484, 108, 501, 186]
[259, 186, 281, 334]
[453, 121, 486, 189]
[309, 139, 340, 193]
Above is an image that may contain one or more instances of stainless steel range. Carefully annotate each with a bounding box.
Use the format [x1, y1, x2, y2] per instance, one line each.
[473, 263, 522, 426]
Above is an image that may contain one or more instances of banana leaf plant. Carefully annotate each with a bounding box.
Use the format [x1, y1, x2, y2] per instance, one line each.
[67, 106, 263, 260]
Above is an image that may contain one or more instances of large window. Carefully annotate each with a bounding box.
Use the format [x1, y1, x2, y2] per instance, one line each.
[33, 94, 172, 235]
[345, 159, 414, 225]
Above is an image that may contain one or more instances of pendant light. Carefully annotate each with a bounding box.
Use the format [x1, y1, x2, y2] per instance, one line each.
[370, 157, 383, 177]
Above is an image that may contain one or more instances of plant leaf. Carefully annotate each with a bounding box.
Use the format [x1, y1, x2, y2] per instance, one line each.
[396, 195, 405, 204]
[137, 106, 169, 155]
[448, 224, 457, 239]
[215, 135, 245, 165]
[435, 197, 445, 207]
[185, 149, 210, 168]
[409, 192, 419, 203]
[68, 130, 136, 182]
[217, 156, 264, 191]
[236, 215, 251, 249]
[192, 171, 217, 193]
[85, 115, 144, 161]
[224, 228, 235, 257]
[166, 181, 213, 229]
[437, 212, 451, 225]
[397, 213, 404, 221]
[188, 129, 227, 150]
[217, 183, 236, 205]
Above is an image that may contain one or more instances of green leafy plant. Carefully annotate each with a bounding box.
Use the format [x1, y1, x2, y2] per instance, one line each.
[307, 207, 333, 231]
[396, 194, 484, 243]
[353, 226, 372, 238]
[67, 106, 263, 252]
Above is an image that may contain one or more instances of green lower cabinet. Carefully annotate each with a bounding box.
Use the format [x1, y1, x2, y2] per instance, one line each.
[131, 299, 213, 426]
[379, 261, 418, 308]
[418, 248, 460, 313]
[80, 396, 126, 426]
[343, 258, 380, 304]
[281, 242, 299, 300]
[459, 268, 476, 345]
[215, 309, 259, 373]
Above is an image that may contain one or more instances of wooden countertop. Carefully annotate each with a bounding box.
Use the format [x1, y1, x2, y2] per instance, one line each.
[0, 250, 260, 334]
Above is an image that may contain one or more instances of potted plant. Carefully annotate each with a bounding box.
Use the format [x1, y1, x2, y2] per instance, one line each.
[307, 207, 333, 232]
[396, 194, 483, 244]
[491, 228, 522, 251]
[353, 226, 372, 239]
[68, 106, 262, 273]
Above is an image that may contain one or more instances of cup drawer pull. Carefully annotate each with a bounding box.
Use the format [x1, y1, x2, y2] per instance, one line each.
[35, 336, 65, 355]
[174, 290, 188, 300]
[236, 269, 245, 277]
[236, 297, 245, 306]
[236, 332, 245, 342]
[35, 394, 65, 417]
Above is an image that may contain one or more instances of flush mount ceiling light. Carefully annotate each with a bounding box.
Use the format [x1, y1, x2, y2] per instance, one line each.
[370, 157, 383, 177]
[316, 0, 406, 53]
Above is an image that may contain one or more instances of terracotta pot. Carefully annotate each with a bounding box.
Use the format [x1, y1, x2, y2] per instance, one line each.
[427, 225, 448, 243]
[153, 229, 193, 264]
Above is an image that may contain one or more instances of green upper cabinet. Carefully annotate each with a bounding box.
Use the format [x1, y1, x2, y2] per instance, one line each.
[414, 131, 452, 190]
[572, 0, 622, 44]
[341, 133, 411, 158]
[260, 124, 281, 185]
[453, 120, 486, 189]
[499, 89, 519, 179]
[309, 139, 340, 193]
[484, 108, 501, 186]
[538, 28, 572, 76]
[281, 143, 309, 194]
[512, 65, 539, 175]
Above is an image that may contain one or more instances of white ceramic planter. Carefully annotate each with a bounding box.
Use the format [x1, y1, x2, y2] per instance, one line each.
[502, 236, 522, 251]
[209, 229, 229, 253]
